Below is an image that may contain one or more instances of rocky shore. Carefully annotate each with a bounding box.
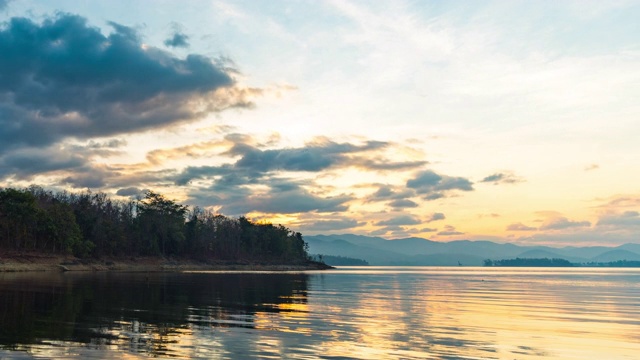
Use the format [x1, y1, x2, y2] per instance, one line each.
[0, 251, 333, 272]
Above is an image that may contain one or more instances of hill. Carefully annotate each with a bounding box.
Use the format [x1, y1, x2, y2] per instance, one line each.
[305, 234, 640, 266]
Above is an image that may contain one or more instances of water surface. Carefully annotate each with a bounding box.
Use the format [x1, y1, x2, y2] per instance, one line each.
[1, 267, 639, 359]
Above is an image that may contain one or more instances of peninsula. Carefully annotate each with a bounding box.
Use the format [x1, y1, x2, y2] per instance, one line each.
[0, 186, 330, 272]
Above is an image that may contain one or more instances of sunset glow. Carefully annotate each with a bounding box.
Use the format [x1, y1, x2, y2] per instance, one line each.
[1, 0, 639, 246]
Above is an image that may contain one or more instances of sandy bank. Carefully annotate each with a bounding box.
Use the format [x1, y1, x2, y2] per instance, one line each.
[0, 251, 333, 272]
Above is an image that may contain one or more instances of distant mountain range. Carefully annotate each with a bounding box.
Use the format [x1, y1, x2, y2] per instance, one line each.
[305, 234, 640, 266]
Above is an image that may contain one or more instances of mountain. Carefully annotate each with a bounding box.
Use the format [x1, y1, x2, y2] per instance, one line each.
[552, 246, 618, 260]
[590, 249, 640, 262]
[618, 243, 640, 254]
[305, 234, 640, 266]
[304, 237, 409, 264]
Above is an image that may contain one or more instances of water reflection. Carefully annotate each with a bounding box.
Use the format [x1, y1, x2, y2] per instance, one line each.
[1, 268, 640, 359]
[303, 268, 640, 360]
[0, 272, 309, 358]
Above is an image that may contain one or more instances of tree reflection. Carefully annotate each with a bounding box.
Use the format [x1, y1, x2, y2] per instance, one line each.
[0, 272, 308, 357]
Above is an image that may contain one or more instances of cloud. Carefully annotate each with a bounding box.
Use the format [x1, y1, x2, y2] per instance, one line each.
[388, 199, 419, 208]
[437, 224, 464, 236]
[507, 222, 537, 231]
[175, 137, 415, 186]
[62, 172, 109, 188]
[375, 215, 421, 226]
[146, 139, 226, 165]
[0, 139, 135, 186]
[539, 217, 591, 230]
[164, 32, 190, 48]
[0, 0, 10, 11]
[478, 213, 500, 218]
[425, 212, 445, 222]
[407, 170, 473, 200]
[187, 181, 352, 216]
[424, 193, 445, 201]
[437, 230, 464, 236]
[243, 187, 351, 214]
[0, 14, 251, 152]
[596, 195, 640, 209]
[421, 227, 438, 232]
[584, 164, 600, 171]
[115, 187, 142, 197]
[0, 147, 86, 179]
[597, 211, 640, 227]
[228, 138, 390, 172]
[480, 172, 523, 185]
[366, 185, 415, 203]
[298, 219, 364, 232]
[370, 224, 423, 238]
[348, 158, 428, 171]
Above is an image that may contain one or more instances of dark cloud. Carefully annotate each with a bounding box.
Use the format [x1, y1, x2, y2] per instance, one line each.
[61, 172, 108, 188]
[421, 227, 438, 232]
[164, 32, 190, 48]
[187, 181, 351, 216]
[229, 138, 389, 172]
[407, 170, 473, 200]
[234, 187, 351, 215]
[539, 217, 591, 230]
[0, 139, 132, 185]
[86, 139, 127, 149]
[424, 192, 445, 200]
[0, 14, 249, 152]
[597, 211, 640, 227]
[245, 188, 352, 214]
[480, 172, 523, 185]
[388, 199, 418, 208]
[0, 0, 10, 11]
[0, 147, 86, 179]
[175, 165, 232, 186]
[349, 158, 428, 171]
[425, 212, 445, 222]
[367, 185, 415, 203]
[376, 215, 421, 226]
[507, 222, 537, 231]
[176, 138, 411, 186]
[116, 187, 142, 197]
[372, 186, 394, 199]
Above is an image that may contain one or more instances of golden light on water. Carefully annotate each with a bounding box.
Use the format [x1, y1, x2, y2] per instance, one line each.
[2, 269, 640, 359]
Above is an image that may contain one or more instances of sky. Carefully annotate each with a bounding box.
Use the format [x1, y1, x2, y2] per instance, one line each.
[0, 0, 639, 247]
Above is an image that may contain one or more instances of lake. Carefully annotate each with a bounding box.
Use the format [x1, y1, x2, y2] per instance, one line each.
[1, 267, 639, 359]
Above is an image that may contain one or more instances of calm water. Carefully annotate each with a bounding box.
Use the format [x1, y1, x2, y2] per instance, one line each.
[1, 267, 639, 359]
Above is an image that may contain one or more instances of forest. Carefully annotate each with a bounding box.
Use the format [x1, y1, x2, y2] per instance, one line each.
[483, 258, 574, 267]
[0, 186, 310, 263]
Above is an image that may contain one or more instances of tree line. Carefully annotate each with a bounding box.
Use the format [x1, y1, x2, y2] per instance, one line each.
[311, 254, 369, 266]
[483, 258, 573, 267]
[484, 258, 640, 267]
[0, 185, 309, 263]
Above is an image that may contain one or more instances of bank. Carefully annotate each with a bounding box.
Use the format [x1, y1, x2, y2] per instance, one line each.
[0, 251, 333, 272]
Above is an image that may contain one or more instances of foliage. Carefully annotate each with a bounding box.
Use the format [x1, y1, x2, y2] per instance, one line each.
[311, 254, 369, 266]
[580, 260, 640, 267]
[483, 258, 573, 267]
[0, 186, 310, 263]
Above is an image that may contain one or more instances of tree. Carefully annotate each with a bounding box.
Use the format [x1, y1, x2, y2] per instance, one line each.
[136, 191, 187, 256]
[0, 188, 40, 249]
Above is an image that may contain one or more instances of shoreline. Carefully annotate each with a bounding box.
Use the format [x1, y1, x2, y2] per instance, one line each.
[0, 251, 333, 272]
